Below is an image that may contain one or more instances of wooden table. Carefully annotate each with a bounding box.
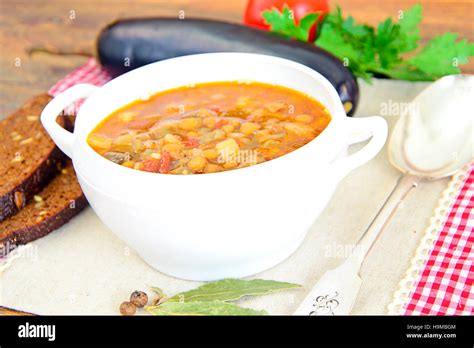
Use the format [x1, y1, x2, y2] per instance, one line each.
[1, 0, 473, 117]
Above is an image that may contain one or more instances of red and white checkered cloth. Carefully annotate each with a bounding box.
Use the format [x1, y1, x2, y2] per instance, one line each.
[49, 58, 113, 95]
[402, 164, 473, 315]
[48, 58, 474, 315]
[49, 58, 114, 114]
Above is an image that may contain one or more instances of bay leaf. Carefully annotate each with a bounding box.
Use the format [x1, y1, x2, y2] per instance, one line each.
[166, 278, 301, 303]
[146, 300, 267, 316]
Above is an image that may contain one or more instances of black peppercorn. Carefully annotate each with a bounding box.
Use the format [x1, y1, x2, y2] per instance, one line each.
[120, 301, 136, 316]
[130, 290, 148, 307]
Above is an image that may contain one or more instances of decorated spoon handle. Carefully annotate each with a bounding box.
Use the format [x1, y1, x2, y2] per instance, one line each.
[293, 257, 363, 315]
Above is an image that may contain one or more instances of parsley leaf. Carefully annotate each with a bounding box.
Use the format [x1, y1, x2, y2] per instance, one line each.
[315, 7, 377, 81]
[315, 17, 374, 80]
[262, 4, 474, 82]
[407, 33, 474, 77]
[262, 6, 319, 42]
[397, 3, 422, 52]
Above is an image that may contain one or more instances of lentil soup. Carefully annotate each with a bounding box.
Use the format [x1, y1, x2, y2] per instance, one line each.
[87, 81, 331, 174]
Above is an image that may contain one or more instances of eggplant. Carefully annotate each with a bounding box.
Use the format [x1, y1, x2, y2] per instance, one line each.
[97, 18, 358, 116]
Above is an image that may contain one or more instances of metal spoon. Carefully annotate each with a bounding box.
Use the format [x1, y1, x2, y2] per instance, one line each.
[294, 75, 474, 315]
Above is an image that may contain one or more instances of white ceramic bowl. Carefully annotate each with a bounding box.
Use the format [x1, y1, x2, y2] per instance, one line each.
[41, 53, 387, 281]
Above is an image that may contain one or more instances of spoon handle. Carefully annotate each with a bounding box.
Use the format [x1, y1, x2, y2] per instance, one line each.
[293, 174, 420, 316]
[350, 173, 420, 268]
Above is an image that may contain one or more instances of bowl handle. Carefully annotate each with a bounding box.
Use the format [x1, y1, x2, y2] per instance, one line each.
[330, 116, 388, 182]
[41, 84, 98, 158]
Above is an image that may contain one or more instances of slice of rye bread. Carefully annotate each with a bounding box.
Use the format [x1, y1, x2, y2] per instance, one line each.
[0, 162, 87, 256]
[0, 94, 69, 221]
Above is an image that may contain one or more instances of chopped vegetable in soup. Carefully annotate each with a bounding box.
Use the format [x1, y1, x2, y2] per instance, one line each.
[88, 81, 331, 174]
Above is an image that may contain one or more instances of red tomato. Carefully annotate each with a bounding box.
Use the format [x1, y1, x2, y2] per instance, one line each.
[142, 151, 172, 173]
[243, 0, 329, 41]
[159, 151, 171, 174]
[142, 158, 161, 173]
[183, 137, 200, 148]
[214, 119, 225, 129]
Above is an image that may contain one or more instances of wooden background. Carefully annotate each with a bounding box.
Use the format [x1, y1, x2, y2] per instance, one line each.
[1, 0, 473, 117]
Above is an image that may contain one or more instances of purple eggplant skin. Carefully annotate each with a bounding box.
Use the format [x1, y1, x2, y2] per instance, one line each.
[97, 18, 359, 116]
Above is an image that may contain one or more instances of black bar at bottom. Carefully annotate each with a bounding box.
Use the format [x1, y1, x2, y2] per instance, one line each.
[0, 315, 472, 346]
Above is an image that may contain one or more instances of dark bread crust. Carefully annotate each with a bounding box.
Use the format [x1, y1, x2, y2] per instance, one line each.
[0, 162, 87, 256]
[0, 94, 68, 221]
[0, 147, 66, 221]
[0, 195, 88, 256]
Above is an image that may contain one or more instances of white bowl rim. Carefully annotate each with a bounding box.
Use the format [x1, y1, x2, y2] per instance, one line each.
[73, 52, 348, 180]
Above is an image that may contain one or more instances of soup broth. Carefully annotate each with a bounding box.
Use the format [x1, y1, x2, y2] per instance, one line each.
[87, 81, 331, 174]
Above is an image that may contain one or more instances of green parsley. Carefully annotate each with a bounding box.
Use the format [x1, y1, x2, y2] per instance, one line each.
[262, 4, 474, 82]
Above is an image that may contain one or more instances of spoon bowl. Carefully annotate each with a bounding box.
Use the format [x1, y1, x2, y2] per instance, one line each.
[389, 74, 474, 179]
